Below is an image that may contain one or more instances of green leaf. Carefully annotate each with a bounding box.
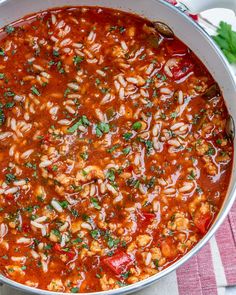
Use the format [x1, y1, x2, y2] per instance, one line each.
[80, 152, 88, 160]
[95, 122, 110, 137]
[31, 85, 40, 96]
[53, 50, 60, 57]
[4, 26, 15, 34]
[5, 173, 16, 184]
[132, 121, 142, 131]
[73, 55, 84, 65]
[122, 146, 131, 155]
[0, 48, 5, 56]
[107, 144, 120, 153]
[107, 236, 120, 248]
[123, 132, 133, 141]
[90, 229, 101, 240]
[67, 115, 90, 133]
[91, 198, 101, 210]
[59, 200, 69, 209]
[106, 169, 115, 182]
[213, 21, 236, 64]
[5, 102, 15, 108]
[0, 107, 5, 126]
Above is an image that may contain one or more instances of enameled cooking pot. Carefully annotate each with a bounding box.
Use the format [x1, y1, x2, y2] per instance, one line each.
[0, 0, 236, 294]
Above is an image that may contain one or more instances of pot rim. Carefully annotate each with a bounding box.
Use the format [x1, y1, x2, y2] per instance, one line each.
[0, 1, 236, 294]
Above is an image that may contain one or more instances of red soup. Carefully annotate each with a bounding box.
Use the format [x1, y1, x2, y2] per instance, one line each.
[0, 6, 233, 293]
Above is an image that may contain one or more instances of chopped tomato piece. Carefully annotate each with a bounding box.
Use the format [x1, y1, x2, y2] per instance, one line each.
[171, 58, 194, 80]
[22, 224, 31, 233]
[125, 165, 134, 173]
[166, 39, 188, 56]
[194, 212, 211, 234]
[142, 212, 155, 221]
[141, 212, 156, 223]
[139, 211, 155, 227]
[53, 243, 62, 252]
[66, 251, 75, 260]
[5, 194, 14, 200]
[103, 251, 132, 275]
[53, 243, 75, 259]
[42, 134, 52, 144]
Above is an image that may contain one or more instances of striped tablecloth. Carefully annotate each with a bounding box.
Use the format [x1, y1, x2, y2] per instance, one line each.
[1, 6, 236, 295]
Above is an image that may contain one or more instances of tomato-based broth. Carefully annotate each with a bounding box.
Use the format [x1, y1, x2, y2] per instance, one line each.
[0, 6, 233, 293]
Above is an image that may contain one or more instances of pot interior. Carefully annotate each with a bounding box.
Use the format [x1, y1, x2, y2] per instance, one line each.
[0, 1, 235, 294]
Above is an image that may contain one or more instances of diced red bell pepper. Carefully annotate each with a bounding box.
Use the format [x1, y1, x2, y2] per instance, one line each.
[125, 165, 134, 173]
[53, 243, 62, 252]
[139, 211, 156, 229]
[194, 212, 211, 234]
[42, 134, 52, 144]
[22, 223, 31, 233]
[66, 250, 75, 260]
[53, 243, 75, 259]
[166, 39, 188, 56]
[140, 211, 155, 227]
[170, 58, 194, 80]
[103, 251, 132, 275]
[5, 194, 14, 200]
[142, 212, 155, 221]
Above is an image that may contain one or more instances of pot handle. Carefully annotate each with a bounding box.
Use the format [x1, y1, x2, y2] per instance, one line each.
[179, 0, 236, 14]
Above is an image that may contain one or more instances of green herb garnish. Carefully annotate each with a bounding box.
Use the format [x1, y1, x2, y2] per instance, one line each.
[213, 21, 236, 64]
[31, 86, 40, 96]
[95, 122, 110, 137]
[132, 121, 142, 131]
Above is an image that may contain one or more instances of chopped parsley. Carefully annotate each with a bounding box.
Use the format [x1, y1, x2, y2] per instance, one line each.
[91, 198, 101, 210]
[0, 106, 5, 126]
[71, 287, 79, 293]
[123, 132, 133, 141]
[5, 102, 15, 108]
[53, 50, 60, 57]
[31, 85, 41, 96]
[122, 146, 131, 155]
[188, 170, 195, 180]
[4, 26, 15, 34]
[106, 169, 115, 182]
[132, 121, 142, 131]
[0, 48, 5, 56]
[206, 147, 215, 156]
[67, 115, 90, 133]
[90, 229, 101, 240]
[80, 152, 88, 161]
[73, 55, 84, 65]
[107, 144, 120, 153]
[5, 173, 16, 184]
[127, 177, 140, 188]
[95, 122, 110, 137]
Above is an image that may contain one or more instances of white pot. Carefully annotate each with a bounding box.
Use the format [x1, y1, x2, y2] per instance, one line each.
[0, 0, 235, 294]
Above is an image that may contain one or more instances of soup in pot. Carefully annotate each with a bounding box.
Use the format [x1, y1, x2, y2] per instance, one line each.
[0, 6, 233, 293]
